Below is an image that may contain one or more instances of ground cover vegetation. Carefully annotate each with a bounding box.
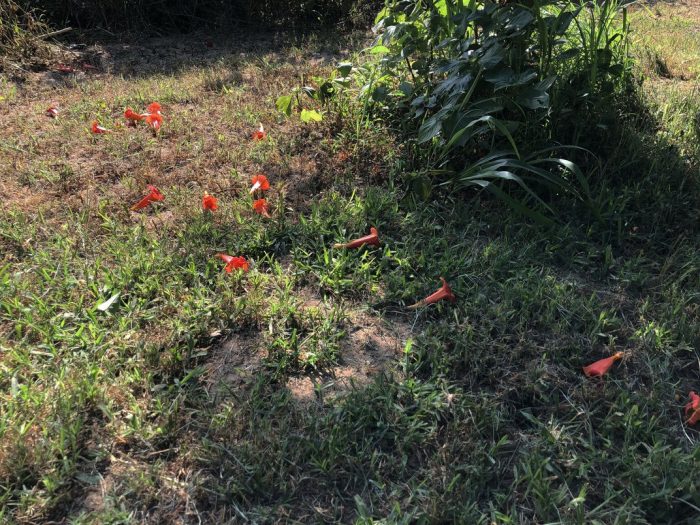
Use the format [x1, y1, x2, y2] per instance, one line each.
[0, 0, 699, 523]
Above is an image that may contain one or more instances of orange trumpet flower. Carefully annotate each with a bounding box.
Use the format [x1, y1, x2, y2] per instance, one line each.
[407, 277, 456, 309]
[249, 174, 270, 193]
[91, 120, 111, 134]
[130, 185, 164, 211]
[253, 198, 271, 218]
[216, 254, 250, 273]
[252, 123, 266, 141]
[582, 351, 624, 378]
[333, 227, 380, 249]
[145, 112, 163, 132]
[146, 102, 162, 115]
[46, 106, 59, 118]
[124, 108, 145, 124]
[202, 192, 218, 212]
[685, 391, 700, 425]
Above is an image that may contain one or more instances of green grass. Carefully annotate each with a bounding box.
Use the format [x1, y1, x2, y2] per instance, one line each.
[1, 8, 700, 524]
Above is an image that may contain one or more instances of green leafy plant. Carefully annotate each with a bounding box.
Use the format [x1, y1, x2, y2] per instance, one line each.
[276, 62, 354, 123]
[356, 0, 628, 217]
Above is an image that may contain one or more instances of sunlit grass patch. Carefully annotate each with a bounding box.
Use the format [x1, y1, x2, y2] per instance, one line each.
[631, 2, 700, 81]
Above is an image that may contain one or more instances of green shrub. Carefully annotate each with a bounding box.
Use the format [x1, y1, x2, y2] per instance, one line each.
[356, 0, 630, 218]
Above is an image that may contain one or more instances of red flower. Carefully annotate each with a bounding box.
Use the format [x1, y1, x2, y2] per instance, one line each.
[250, 174, 270, 193]
[407, 277, 456, 309]
[685, 391, 700, 425]
[91, 120, 111, 134]
[124, 108, 145, 124]
[253, 198, 271, 218]
[202, 192, 218, 212]
[216, 254, 250, 273]
[582, 351, 624, 378]
[146, 102, 162, 115]
[131, 185, 164, 211]
[46, 106, 59, 118]
[252, 123, 266, 141]
[333, 227, 380, 249]
[145, 113, 163, 132]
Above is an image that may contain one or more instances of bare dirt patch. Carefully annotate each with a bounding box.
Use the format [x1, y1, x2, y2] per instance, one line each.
[202, 306, 413, 407]
[285, 309, 413, 405]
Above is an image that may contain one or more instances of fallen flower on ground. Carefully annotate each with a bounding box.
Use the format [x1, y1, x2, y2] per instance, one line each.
[202, 192, 218, 212]
[583, 351, 624, 378]
[333, 227, 380, 249]
[145, 112, 163, 132]
[407, 277, 456, 309]
[252, 123, 266, 141]
[124, 108, 145, 124]
[131, 185, 164, 211]
[685, 391, 700, 425]
[91, 121, 111, 134]
[216, 254, 250, 273]
[146, 102, 162, 115]
[253, 198, 271, 218]
[250, 174, 270, 193]
[46, 106, 59, 118]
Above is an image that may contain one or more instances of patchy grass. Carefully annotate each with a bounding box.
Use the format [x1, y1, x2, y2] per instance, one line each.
[1, 13, 700, 525]
[630, 0, 700, 158]
[631, 0, 700, 81]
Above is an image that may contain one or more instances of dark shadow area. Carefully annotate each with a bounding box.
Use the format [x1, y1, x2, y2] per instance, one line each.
[21, 0, 381, 33]
[41, 29, 366, 81]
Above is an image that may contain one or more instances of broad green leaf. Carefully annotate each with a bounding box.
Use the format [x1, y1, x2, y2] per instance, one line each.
[517, 87, 549, 110]
[417, 115, 442, 144]
[300, 109, 323, 123]
[275, 95, 293, 117]
[337, 62, 353, 76]
[370, 45, 391, 55]
[484, 67, 537, 90]
[503, 9, 535, 32]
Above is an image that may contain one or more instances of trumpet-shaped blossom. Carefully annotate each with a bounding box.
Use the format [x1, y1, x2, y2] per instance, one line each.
[685, 391, 700, 425]
[91, 120, 111, 134]
[253, 198, 271, 218]
[131, 185, 164, 211]
[407, 277, 456, 309]
[145, 112, 163, 132]
[124, 108, 145, 124]
[202, 193, 218, 211]
[250, 174, 270, 193]
[146, 102, 162, 115]
[216, 254, 249, 273]
[333, 227, 380, 249]
[252, 123, 266, 141]
[582, 351, 624, 378]
[46, 106, 59, 118]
